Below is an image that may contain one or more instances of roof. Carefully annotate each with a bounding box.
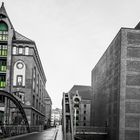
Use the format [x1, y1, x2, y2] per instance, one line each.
[0, 2, 14, 29]
[69, 85, 92, 93]
[135, 22, 140, 29]
[78, 90, 92, 100]
[69, 85, 92, 100]
[14, 31, 35, 43]
[0, 2, 8, 17]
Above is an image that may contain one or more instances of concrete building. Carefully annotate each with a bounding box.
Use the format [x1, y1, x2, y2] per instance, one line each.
[0, 3, 52, 127]
[69, 85, 92, 126]
[91, 22, 140, 140]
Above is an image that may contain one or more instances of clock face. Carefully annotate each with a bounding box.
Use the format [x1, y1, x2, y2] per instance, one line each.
[16, 62, 24, 69]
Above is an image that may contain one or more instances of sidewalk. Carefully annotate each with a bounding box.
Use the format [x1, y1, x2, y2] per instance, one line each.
[3, 127, 58, 140]
[56, 125, 63, 140]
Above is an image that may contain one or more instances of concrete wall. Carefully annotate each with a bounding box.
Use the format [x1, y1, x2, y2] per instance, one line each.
[124, 29, 140, 140]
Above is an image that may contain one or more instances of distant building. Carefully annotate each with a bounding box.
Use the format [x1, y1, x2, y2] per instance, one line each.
[51, 108, 62, 126]
[0, 3, 52, 127]
[91, 22, 140, 140]
[44, 91, 52, 128]
[69, 85, 92, 126]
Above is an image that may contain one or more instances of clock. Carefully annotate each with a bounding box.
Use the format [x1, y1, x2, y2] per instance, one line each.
[16, 62, 23, 69]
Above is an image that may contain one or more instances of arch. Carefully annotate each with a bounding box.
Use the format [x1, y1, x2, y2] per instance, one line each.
[13, 60, 26, 86]
[0, 21, 8, 31]
[0, 90, 30, 132]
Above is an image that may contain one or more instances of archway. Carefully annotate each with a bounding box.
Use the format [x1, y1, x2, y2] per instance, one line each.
[0, 90, 30, 133]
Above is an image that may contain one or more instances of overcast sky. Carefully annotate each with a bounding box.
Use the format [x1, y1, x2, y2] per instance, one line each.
[2, 0, 140, 108]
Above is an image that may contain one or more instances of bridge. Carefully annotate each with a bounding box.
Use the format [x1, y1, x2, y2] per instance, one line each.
[0, 90, 30, 138]
[62, 92, 108, 140]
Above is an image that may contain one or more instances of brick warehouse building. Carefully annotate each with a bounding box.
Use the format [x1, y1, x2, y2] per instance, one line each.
[0, 3, 52, 126]
[69, 85, 92, 127]
[91, 22, 140, 140]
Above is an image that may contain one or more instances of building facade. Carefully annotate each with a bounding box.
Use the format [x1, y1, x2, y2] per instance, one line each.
[0, 3, 51, 126]
[69, 85, 92, 127]
[92, 22, 140, 140]
[44, 90, 52, 128]
[51, 108, 62, 126]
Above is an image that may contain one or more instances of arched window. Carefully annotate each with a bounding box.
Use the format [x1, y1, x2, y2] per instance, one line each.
[13, 60, 26, 86]
[0, 22, 8, 41]
[0, 22, 8, 31]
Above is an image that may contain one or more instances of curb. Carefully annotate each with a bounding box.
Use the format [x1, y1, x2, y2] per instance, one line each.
[3, 132, 39, 140]
[52, 128, 58, 140]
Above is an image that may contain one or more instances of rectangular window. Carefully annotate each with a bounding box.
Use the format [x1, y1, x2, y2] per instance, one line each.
[17, 75, 23, 86]
[32, 67, 36, 91]
[0, 31, 8, 41]
[13, 46, 17, 55]
[0, 45, 7, 56]
[0, 75, 6, 88]
[0, 59, 7, 72]
[25, 47, 29, 55]
[19, 92, 25, 103]
[19, 47, 23, 54]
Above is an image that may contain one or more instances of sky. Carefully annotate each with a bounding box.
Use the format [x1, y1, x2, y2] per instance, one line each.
[2, 0, 140, 109]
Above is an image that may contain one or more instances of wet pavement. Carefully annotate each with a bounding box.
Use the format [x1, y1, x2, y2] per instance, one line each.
[56, 125, 63, 140]
[4, 127, 58, 140]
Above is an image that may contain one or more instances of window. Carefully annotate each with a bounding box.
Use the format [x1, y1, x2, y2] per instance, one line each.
[84, 104, 86, 108]
[0, 59, 7, 72]
[84, 111, 86, 114]
[19, 92, 25, 103]
[33, 95, 35, 107]
[84, 116, 86, 120]
[25, 47, 29, 55]
[13, 46, 17, 55]
[14, 92, 25, 103]
[32, 67, 36, 91]
[0, 22, 8, 41]
[0, 75, 6, 88]
[19, 47, 23, 54]
[0, 45, 7, 56]
[76, 116, 79, 120]
[13, 61, 26, 86]
[76, 110, 79, 114]
[17, 75, 23, 86]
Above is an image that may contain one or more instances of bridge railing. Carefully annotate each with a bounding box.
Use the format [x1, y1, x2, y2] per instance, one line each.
[76, 126, 108, 133]
[0, 124, 44, 137]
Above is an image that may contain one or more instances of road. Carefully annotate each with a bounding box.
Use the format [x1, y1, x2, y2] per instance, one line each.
[4, 127, 59, 140]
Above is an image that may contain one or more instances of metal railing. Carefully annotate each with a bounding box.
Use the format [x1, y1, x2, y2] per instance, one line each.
[0, 125, 44, 137]
[75, 126, 108, 135]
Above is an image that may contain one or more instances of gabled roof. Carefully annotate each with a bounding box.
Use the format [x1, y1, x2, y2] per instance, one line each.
[0, 2, 14, 29]
[14, 31, 34, 43]
[0, 2, 7, 17]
